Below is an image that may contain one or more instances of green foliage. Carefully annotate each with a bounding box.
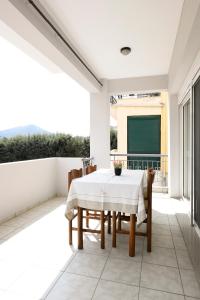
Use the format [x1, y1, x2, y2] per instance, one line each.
[110, 128, 117, 150]
[0, 134, 90, 163]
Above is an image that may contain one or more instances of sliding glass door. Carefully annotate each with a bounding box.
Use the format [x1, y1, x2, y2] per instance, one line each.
[183, 100, 191, 200]
[193, 76, 200, 229]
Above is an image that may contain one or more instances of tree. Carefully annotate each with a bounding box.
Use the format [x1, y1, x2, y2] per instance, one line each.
[0, 134, 90, 163]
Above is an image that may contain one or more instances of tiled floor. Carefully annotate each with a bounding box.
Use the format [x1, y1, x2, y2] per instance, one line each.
[0, 194, 200, 299]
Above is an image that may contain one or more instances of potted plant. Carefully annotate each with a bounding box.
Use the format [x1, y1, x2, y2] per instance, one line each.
[113, 160, 123, 176]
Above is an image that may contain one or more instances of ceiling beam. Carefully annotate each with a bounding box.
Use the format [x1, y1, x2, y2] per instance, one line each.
[108, 75, 168, 94]
[0, 0, 102, 92]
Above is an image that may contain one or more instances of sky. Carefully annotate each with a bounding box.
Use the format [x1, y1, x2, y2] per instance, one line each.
[0, 34, 91, 137]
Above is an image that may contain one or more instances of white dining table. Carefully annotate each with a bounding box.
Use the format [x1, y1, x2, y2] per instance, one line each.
[65, 168, 147, 225]
[65, 168, 147, 256]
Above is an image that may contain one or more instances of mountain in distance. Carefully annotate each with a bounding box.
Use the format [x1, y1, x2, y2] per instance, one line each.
[0, 125, 50, 138]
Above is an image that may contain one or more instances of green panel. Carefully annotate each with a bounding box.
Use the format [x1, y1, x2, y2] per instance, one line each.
[127, 115, 161, 169]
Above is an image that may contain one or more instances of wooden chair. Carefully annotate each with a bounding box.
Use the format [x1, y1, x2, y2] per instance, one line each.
[85, 165, 111, 234]
[85, 165, 97, 228]
[112, 168, 155, 255]
[67, 166, 107, 249]
[68, 168, 83, 245]
[85, 164, 97, 175]
[143, 168, 155, 252]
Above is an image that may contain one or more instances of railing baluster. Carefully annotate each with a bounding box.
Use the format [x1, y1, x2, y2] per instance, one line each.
[110, 153, 168, 190]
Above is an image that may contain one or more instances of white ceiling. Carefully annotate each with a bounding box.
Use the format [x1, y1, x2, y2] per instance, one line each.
[39, 0, 184, 79]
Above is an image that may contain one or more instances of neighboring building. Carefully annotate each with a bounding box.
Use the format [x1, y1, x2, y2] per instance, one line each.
[110, 91, 168, 156]
[110, 91, 168, 185]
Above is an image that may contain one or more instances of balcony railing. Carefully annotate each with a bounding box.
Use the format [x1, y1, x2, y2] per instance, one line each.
[110, 153, 168, 192]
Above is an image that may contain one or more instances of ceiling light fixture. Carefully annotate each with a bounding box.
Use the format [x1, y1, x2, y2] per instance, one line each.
[120, 46, 131, 55]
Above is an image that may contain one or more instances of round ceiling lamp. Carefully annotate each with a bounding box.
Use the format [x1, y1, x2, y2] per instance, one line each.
[120, 46, 131, 55]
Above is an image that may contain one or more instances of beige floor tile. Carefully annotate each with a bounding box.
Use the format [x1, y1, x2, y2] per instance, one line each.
[9, 266, 61, 300]
[180, 269, 200, 298]
[176, 249, 193, 270]
[0, 259, 29, 290]
[119, 236, 144, 248]
[101, 257, 141, 286]
[139, 287, 184, 300]
[152, 224, 171, 236]
[115, 233, 130, 244]
[67, 253, 107, 278]
[1, 228, 23, 241]
[109, 245, 142, 263]
[0, 225, 15, 239]
[74, 236, 112, 256]
[0, 290, 34, 300]
[32, 247, 76, 271]
[185, 297, 200, 300]
[151, 234, 174, 249]
[173, 237, 187, 250]
[141, 263, 183, 294]
[93, 279, 139, 300]
[2, 218, 24, 228]
[153, 215, 169, 225]
[110, 237, 143, 262]
[170, 225, 182, 237]
[168, 215, 179, 226]
[0, 196, 198, 300]
[153, 211, 165, 217]
[114, 233, 143, 245]
[46, 272, 98, 300]
[143, 246, 178, 267]
[137, 223, 146, 233]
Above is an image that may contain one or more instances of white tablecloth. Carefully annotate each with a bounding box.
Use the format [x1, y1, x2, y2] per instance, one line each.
[65, 168, 147, 224]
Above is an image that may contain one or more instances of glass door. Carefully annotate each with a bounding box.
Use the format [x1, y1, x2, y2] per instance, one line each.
[183, 100, 191, 201]
[193, 76, 200, 228]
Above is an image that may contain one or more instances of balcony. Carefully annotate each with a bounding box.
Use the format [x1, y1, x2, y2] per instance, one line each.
[0, 159, 200, 299]
[1, 0, 200, 298]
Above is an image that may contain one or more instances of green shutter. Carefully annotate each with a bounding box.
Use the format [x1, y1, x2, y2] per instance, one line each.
[127, 115, 161, 169]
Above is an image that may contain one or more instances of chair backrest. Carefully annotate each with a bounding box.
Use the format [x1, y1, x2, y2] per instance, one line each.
[85, 165, 97, 175]
[147, 168, 155, 202]
[68, 168, 83, 190]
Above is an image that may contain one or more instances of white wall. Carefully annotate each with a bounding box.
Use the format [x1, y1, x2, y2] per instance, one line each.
[167, 1, 200, 198]
[0, 157, 84, 223]
[0, 158, 57, 223]
[56, 157, 83, 197]
[169, 0, 200, 94]
[108, 75, 168, 94]
[90, 80, 110, 168]
[168, 94, 180, 197]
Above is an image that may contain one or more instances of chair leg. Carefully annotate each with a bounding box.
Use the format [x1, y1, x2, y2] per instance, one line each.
[100, 211, 105, 249]
[147, 212, 152, 252]
[129, 214, 136, 257]
[86, 210, 89, 228]
[112, 211, 116, 248]
[69, 219, 72, 245]
[78, 207, 83, 249]
[118, 212, 121, 230]
[107, 211, 111, 234]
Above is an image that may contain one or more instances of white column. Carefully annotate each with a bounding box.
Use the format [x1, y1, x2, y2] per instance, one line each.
[90, 80, 110, 168]
[168, 94, 180, 197]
